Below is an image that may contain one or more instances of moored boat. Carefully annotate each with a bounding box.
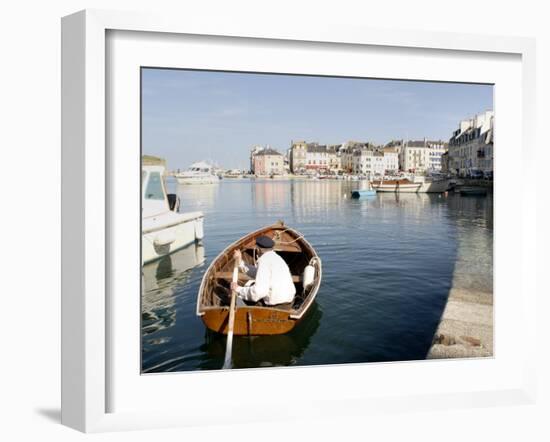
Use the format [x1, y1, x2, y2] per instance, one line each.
[371, 178, 422, 193]
[175, 161, 220, 185]
[371, 176, 450, 193]
[351, 189, 377, 198]
[142, 157, 204, 265]
[196, 221, 322, 336]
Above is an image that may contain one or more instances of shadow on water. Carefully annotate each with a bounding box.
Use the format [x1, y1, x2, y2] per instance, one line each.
[199, 302, 323, 370]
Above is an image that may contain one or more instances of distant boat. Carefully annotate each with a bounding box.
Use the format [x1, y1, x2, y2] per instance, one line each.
[459, 187, 488, 196]
[175, 162, 220, 185]
[223, 169, 244, 179]
[351, 189, 377, 198]
[142, 158, 204, 264]
[196, 221, 322, 336]
[371, 176, 449, 193]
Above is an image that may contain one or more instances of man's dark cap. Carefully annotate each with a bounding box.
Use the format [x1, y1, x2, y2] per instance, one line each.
[256, 236, 275, 249]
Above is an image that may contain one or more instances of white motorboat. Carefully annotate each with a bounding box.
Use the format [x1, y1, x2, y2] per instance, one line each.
[174, 161, 220, 185]
[142, 159, 204, 265]
[371, 176, 450, 193]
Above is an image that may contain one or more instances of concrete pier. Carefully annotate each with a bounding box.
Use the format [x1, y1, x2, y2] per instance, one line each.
[428, 220, 493, 359]
[428, 287, 493, 358]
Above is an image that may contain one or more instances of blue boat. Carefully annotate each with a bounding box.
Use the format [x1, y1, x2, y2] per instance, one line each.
[351, 189, 377, 198]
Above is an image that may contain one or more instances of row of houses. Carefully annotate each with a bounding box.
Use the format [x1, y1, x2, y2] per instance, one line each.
[447, 110, 494, 176]
[249, 110, 494, 176]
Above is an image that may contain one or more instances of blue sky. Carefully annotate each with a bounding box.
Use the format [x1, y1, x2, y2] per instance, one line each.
[142, 68, 493, 170]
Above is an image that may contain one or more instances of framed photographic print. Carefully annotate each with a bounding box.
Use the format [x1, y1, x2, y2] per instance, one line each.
[61, 9, 537, 432]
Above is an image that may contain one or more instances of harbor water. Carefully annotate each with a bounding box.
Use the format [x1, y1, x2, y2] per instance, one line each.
[141, 179, 493, 372]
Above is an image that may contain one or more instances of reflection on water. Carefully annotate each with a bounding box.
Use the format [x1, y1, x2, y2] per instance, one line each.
[201, 303, 322, 369]
[142, 244, 205, 337]
[142, 180, 492, 372]
[170, 178, 220, 210]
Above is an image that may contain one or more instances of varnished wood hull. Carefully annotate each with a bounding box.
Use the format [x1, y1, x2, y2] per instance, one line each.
[196, 222, 322, 335]
[201, 306, 301, 336]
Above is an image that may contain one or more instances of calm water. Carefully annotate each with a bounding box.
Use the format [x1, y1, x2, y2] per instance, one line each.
[141, 179, 493, 372]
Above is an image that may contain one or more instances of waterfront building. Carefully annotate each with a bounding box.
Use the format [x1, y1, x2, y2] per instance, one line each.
[372, 152, 385, 176]
[283, 149, 291, 174]
[351, 146, 377, 176]
[400, 140, 430, 172]
[250, 145, 265, 173]
[339, 142, 354, 173]
[385, 140, 404, 155]
[305, 144, 332, 172]
[440, 151, 449, 174]
[327, 145, 342, 172]
[340, 141, 372, 173]
[290, 141, 343, 174]
[382, 146, 399, 174]
[252, 147, 285, 175]
[427, 141, 448, 172]
[289, 140, 308, 173]
[448, 110, 494, 176]
[398, 139, 448, 173]
[340, 141, 397, 176]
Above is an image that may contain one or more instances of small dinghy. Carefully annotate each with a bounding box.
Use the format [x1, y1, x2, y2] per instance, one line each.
[351, 189, 377, 198]
[196, 221, 322, 336]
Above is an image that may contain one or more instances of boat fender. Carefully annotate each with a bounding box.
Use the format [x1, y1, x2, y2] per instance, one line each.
[153, 230, 176, 247]
[302, 265, 315, 289]
[194, 219, 204, 241]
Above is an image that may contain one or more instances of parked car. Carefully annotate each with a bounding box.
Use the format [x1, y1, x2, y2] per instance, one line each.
[483, 171, 493, 180]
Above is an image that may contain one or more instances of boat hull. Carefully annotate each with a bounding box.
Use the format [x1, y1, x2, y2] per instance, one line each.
[419, 179, 451, 193]
[175, 176, 219, 185]
[142, 211, 204, 265]
[196, 222, 322, 335]
[201, 306, 300, 336]
[372, 179, 449, 193]
[351, 189, 377, 198]
[373, 183, 422, 193]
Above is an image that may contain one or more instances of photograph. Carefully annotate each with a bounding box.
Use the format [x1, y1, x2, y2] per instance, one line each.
[140, 68, 494, 373]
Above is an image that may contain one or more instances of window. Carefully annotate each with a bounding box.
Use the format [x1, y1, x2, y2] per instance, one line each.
[145, 171, 165, 200]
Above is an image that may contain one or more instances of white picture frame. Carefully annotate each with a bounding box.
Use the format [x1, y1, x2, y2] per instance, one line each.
[61, 9, 537, 433]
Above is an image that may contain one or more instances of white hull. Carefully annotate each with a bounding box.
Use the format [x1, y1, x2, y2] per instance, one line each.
[374, 184, 421, 193]
[373, 179, 449, 193]
[419, 180, 451, 193]
[175, 175, 219, 185]
[142, 211, 204, 265]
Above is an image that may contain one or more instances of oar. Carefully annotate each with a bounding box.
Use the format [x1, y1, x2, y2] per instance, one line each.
[222, 259, 239, 369]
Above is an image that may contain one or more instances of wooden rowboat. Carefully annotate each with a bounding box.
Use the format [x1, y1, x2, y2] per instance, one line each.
[196, 221, 322, 336]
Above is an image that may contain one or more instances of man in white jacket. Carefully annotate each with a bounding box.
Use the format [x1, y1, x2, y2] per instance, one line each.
[231, 235, 296, 307]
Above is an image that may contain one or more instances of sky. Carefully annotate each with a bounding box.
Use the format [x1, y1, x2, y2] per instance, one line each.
[141, 68, 493, 170]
